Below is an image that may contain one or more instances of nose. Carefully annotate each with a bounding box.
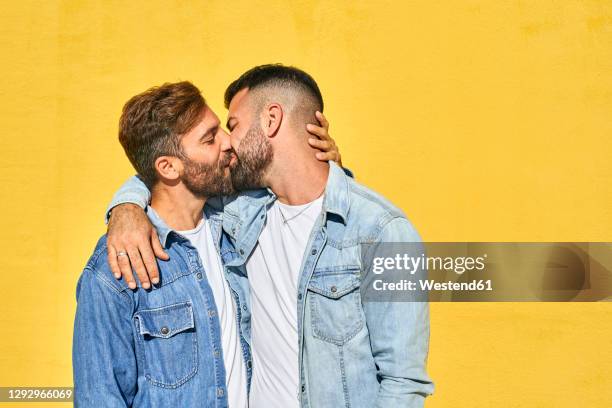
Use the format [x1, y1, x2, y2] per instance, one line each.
[219, 128, 231, 151]
[228, 130, 240, 151]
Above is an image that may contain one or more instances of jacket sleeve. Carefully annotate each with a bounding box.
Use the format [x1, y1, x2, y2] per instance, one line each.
[362, 217, 434, 408]
[104, 175, 151, 224]
[73, 267, 137, 407]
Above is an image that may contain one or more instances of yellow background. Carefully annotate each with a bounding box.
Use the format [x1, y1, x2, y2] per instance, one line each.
[1, 1, 611, 407]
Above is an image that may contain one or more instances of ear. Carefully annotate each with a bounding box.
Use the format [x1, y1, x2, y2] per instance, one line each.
[154, 155, 182, 181]
[263, 103, 283, 138]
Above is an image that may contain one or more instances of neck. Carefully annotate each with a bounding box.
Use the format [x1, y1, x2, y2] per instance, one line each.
[150, 183, 206, 231]
[266, 146, 329, 205]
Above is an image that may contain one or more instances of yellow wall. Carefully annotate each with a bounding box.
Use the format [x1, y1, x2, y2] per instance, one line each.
[1, 1, 610, 406]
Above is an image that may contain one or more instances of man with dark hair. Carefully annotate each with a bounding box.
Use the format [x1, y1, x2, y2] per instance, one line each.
[222, 64, 326, 192]
[107, 64, 433, 407]
[73, 79, 341, 407]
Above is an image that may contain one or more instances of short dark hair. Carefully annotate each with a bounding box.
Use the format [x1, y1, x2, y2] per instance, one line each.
[118, 81, 206, 188]
[224, 64, 323, 112]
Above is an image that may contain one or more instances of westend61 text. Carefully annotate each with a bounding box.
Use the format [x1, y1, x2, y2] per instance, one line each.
[372, 279, 493, 291]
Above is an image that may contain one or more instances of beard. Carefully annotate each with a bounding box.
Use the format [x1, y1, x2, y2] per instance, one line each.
[180, 150, 235, 198]
[230, 123, 273, 191]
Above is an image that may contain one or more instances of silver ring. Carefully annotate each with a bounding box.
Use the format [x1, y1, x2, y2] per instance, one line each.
[117, 251, 128, 257]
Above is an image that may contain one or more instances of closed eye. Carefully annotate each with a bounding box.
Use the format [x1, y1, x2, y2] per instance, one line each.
[226, 117, 237, 132]
[200, 127, 218, 144]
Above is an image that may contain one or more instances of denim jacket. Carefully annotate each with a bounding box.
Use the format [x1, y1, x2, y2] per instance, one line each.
[105, 162, 434, 407]
[73, 206, 252, 407]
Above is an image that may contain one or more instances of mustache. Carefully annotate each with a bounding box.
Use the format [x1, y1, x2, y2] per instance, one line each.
[219, 150, 237, 168]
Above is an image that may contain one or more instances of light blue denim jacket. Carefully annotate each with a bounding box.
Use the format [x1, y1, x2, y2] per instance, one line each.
[73, 205, 252, 407]
[106, 162, 434, 407]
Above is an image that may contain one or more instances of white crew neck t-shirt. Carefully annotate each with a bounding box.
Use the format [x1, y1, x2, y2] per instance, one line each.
[247, 195, 324, 408]
[178, 217, 248, 408]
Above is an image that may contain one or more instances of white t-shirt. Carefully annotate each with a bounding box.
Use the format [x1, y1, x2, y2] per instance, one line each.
[247, 195, 324, 408]
[179, 217, 248, 408]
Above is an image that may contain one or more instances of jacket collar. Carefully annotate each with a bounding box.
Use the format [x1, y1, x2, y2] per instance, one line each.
[146, 203, 222, 248]
[322, 161, 350, 223]
[145, 206, 175, 248]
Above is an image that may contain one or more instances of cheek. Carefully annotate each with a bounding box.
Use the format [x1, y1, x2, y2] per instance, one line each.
[190, 145, 219, 165]
[230, 132, 243, 151]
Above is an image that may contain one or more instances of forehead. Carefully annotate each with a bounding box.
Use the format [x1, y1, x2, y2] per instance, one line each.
[200, 105, 220, 125]
[183, 105, 219, 138]
[228, 88, 251, 116]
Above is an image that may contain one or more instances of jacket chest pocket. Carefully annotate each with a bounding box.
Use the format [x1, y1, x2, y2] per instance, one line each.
[134, 302, 198, 388]
[307, 269, 364, 345]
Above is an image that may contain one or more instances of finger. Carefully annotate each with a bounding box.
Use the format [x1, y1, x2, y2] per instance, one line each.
[139, 239, 160, 286]
[127, 246, 151, 290]
[315, 111, 329, 130]
[316, 151, 339, 162]
[308, 138, 332, 151]
[151, 230, 169, 261]
[306, 123, 330, 140]
[107, 245, 122, 279]
[117, 250, 137, 290]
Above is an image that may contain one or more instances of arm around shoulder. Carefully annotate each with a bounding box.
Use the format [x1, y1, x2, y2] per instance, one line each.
[105, 175, 151, 224]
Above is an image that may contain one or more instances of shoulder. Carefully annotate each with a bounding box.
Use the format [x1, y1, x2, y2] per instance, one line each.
[345, 178, 420, 241]
[80, 235, 133, 296]
[347, 178, 406, 220]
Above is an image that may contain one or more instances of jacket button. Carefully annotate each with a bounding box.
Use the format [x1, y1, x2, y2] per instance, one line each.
[330, 286, 337, 293]
[209, 310, 217, 317]
[311, 249, 317, 255]
[239, 249, 245, 255]
[217, 387, 225, 397]
[242, 305, 247, 311]
[160, 326, 170, 335]
[214, 350, 220, 358]
[297, 293, 303, 300]
[196, 272, 203, 280]
[301, 384, 305, 392]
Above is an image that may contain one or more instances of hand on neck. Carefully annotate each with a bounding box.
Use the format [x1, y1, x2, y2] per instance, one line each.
[150, 182, 207, 231]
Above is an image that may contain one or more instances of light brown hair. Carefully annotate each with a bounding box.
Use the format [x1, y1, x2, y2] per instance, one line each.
[118, 81, 206, 188]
